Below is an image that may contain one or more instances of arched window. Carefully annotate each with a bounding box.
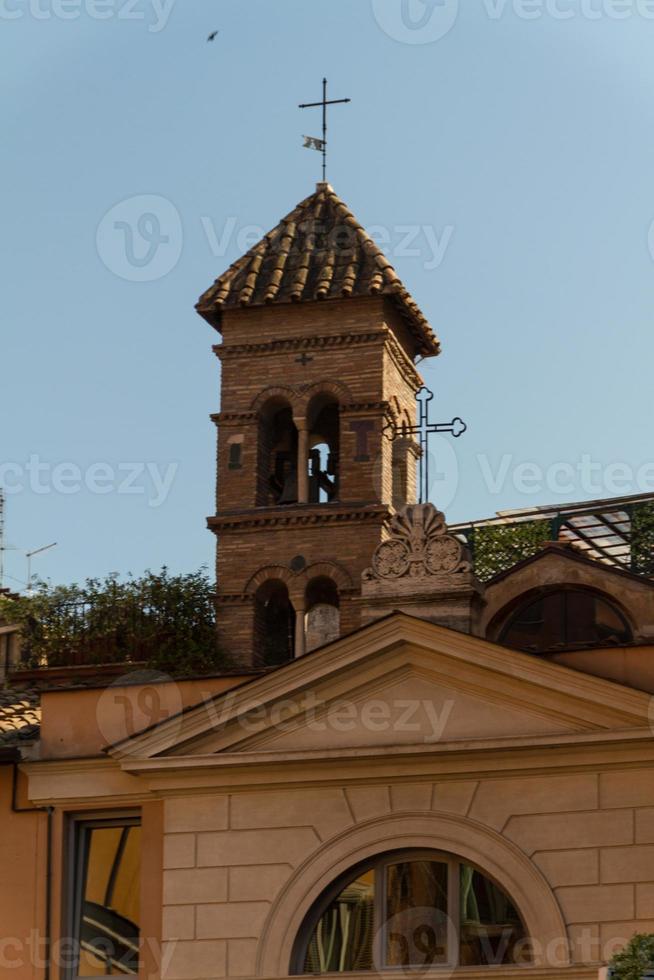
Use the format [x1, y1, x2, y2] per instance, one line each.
[305, 576, 340, 653]
[253, 579, 296, 666]
[258, 398, 298, 506]
[307, 394, 339, 504]
[499, 588, 632, 654]
[291, 850, 529, 974]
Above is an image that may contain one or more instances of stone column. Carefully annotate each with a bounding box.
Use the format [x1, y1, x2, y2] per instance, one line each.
[297, 420, 309, 504]
[294, 598, 306, 658]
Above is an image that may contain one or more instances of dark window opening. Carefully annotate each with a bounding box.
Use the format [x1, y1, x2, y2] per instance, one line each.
[499, 589, 632, 654]
[306, 576, 340, 613]
[228, 442, 243, 470]
[258, 400, 298, 506]
[254, 579, 296, 666]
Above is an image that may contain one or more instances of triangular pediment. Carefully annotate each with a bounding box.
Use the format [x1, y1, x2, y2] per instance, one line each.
[109, 614, 653, 764]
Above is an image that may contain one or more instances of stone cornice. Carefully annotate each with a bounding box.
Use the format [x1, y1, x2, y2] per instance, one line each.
[21, 756, 148, 807]
[21, 731, 654, 810]
[117, 729, 654, 789]
[208, 504, 389, 534]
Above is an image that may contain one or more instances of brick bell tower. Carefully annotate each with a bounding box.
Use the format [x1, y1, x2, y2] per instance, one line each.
[196, 183, 441, 666]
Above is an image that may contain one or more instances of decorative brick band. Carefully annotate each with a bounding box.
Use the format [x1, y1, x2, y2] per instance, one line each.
[208, 505, 390, 534]
[213, 331, 385, 361]
[211, 411, 258, 427]
[213, 330, 423, 390]
[383, 328, 424, 391]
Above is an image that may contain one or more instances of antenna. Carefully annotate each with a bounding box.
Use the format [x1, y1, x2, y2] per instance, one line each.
[0, 491, 16, 591]
[26, 542, 57, 595]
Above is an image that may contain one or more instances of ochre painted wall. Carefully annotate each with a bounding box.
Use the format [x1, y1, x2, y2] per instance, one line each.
[0, 766, 46, 980]
[39, 676, 253, 759]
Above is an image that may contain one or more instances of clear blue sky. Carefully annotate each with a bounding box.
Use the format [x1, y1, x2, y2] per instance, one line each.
[3, 0, 654, 589]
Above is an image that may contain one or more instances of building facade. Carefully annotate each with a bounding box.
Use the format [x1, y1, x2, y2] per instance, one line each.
[1, 184, 654, 980]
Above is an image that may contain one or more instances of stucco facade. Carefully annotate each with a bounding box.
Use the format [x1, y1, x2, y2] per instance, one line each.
[7, 614, 653, 980]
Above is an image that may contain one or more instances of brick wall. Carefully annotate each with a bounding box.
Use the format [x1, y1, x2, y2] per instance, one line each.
[209, 295, 429, 664]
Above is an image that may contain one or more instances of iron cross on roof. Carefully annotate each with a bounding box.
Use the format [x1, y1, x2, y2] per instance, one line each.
[398, 386, 467, 505]
[299, 78, 351, 183]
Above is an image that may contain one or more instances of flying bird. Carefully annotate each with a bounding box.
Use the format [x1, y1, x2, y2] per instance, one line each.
[207, 30, 219, 41]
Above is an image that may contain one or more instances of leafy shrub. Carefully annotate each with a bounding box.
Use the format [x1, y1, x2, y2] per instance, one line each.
[610, 934, 654, 980]
[0, 568, 230, 677]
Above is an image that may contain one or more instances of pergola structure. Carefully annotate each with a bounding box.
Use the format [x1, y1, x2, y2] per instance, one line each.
[451, 492, 654, 580]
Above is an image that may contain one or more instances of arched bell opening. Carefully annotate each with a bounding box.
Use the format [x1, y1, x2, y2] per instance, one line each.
[305, 576, 340, 653]
[258, 397, 299, 507]
[306, 395, 340, 504]
[253, 579, 297, 666]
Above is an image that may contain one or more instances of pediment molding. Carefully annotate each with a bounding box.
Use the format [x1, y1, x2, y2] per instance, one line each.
[108, 614, 654, 765]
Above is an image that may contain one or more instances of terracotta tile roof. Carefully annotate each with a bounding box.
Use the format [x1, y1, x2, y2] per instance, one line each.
[0, 688, 40, 746]
[196, 183, 441, 357]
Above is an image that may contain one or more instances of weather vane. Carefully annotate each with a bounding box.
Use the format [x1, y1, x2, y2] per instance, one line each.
[299, 78, 351, 182]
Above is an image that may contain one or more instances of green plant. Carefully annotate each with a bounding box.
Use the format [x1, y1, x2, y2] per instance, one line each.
[632, 503, 654, 575]
[470, 520, 551, 582]
[609, 934, 654, 980]
[0, 568, 230, 677]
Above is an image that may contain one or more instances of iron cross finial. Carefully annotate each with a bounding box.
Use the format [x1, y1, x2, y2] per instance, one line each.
[396, 386, 467, 504]
[299, 78, 351, 182]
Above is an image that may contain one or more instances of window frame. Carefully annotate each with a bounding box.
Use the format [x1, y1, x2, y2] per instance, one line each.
[291, 848, 528, 975]
[498, 586, 633, 654]
[63, 811, 141, 980]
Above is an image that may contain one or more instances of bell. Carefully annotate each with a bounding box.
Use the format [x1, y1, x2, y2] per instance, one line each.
[279, 467, 298, 505]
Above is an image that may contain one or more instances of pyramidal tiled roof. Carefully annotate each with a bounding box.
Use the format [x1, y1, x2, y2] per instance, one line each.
[196, 183, 441, 357]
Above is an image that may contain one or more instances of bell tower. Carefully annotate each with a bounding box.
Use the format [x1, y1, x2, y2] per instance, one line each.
[196, 183, 440, 666]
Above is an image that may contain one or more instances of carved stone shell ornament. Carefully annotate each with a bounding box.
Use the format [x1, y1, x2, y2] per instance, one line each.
[367, 504, 470, 582]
